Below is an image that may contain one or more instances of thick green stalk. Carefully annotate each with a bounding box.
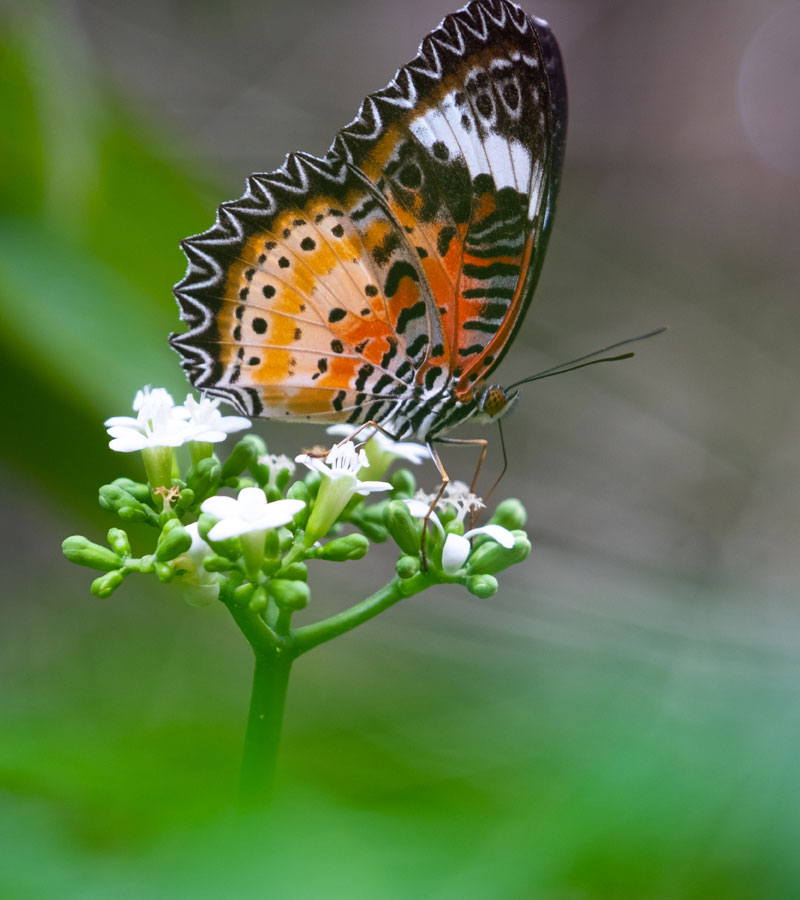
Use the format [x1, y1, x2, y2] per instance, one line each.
[292, 573, 430, 655]
[238, 647, 295, 809]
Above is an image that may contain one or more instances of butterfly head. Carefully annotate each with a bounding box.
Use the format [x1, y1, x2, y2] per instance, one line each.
[473, 384, 520, 424]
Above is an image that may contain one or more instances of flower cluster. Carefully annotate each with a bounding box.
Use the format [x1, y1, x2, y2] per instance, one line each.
[64, 386, 531, 639]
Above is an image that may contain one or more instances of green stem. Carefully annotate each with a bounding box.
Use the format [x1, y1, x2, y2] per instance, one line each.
[238, 647, 295, 809]
[292, 574, 430, 655]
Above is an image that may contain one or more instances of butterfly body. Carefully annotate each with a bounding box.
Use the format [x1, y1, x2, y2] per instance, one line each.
[171, 0, 566, 445]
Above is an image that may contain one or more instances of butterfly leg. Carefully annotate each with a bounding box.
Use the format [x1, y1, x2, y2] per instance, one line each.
[431, 436, 489, 529]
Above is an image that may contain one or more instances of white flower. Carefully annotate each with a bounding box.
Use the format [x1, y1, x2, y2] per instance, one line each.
[404, 498, 514, 575]
[413, 481, 484, 525]
[326, 424, 430, 466]
[297, 441, 393, 542]
[201, 487, 305, 541]
[105, 385, 194, 452]
[182, 394, 251, 443]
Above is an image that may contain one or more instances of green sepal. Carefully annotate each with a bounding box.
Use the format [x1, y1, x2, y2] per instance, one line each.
[396, 555, 420, 580]
[384, 500, 421, 555]
[111, 477, 153, 506]
[91, 569, 126, 598]
[465, 574, 498, 599]
[488, 498, 527, 531]
[315, 533, 369, 562]
[233, 583, 256, 607]
[62, 535, 122, 571]
[220, 435, 266, 480]
[186, 457, 222, 504]
[106, 528, 131, 559]
[269, 579, 310, 611]
[154, 562, 174, 583]
[465, 530, 531, 575]
[156, 523, 193, 562]
[249, 586, 269, 613]
[203, 555, 234, 573]
[389, 468, 416, 497]
[286, 481, 310, 527]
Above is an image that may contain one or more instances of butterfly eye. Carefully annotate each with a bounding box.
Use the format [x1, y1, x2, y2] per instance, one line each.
[482, 387, 508, 418]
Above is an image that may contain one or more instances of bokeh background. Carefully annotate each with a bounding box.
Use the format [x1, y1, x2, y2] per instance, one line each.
[2, 0, 800, 896]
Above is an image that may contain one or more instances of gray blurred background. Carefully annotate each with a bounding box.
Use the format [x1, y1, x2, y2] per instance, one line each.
[2, 0, 800, 896]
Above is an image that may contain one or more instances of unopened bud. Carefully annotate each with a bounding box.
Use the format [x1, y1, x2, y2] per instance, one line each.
[249, 585, 268, 613]
[111, 478, 152, 505]
[316, 533, 369, 562]
[269, 579, 310, 611]
[489, 498, 527, 531]
[389, 468, 416, 497]
[281, 562, 308, 581]
[220, 435, 265, 479]
[155, 523, 193, 561]
[384, 500, 420, 555]
[186, 457, 222, 504]
[466, 531, 531, 575]
[91, 569, 125, 598]
[396, 555, 420, 580]
[106, 528, 131, 558]
[154, 562, 175, 583]
[63, 536, 122, 571]
[286, 481, 310, 527]
[465, 574, 498, 599]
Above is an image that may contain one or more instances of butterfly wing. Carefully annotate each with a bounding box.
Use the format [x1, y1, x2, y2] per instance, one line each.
[171, 0, 566, 422]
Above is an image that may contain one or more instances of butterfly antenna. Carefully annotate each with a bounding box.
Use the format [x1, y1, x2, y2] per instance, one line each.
[506, 327, 667, 390]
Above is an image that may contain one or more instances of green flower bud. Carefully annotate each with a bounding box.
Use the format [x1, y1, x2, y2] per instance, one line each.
[281, 562, 308, 581]
[111, 478, 152, 505]
[155, 523, 193, 562]
[389, 468, 416, 497]
[465, 574, 498, 599]
[269, 579, 310, 611]
[202, 555, 234, 573]
[316, 533, 369, 562]
[63, 536, 123, 571]
[106, 528, 131, 558]
[465, 531, 531, 575]
[249, 585, 269, 613]
[286, 481, 310, 527]
[384, 500, 421, 555]
[277, 527, 294, 552]
[173, 487, 195, 515]
[117, 504, 159, 525]
[265, 486, 282, 503]
[264, 529, 281, 560]
[358, 518, 388, 543]
[91, 569, 125, 598]
[233, 583, 256, 607]
[154, 562, 175, 583]
[186, 457, 222, 503]
[303, 471, 321, 498]
[220, 435, 266, 480]
[396, 555, 420, 580]
[489, 498, 527, 531]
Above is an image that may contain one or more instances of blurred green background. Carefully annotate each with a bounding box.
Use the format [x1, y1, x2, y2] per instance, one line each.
[2, 0, 799, 896]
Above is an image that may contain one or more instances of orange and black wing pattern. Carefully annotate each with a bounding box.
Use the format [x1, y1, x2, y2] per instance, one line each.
[171, 0, 566, 429]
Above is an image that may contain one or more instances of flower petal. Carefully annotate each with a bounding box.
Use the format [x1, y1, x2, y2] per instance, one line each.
[441, 533, 471, 574]
[464, 524, 515, 548]
[200, 495, 240, 519]
[207, 518, 248, 541]
[354, 479, 393, 495]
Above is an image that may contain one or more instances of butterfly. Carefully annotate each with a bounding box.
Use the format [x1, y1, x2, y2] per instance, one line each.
[170, 0, 567, 480]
